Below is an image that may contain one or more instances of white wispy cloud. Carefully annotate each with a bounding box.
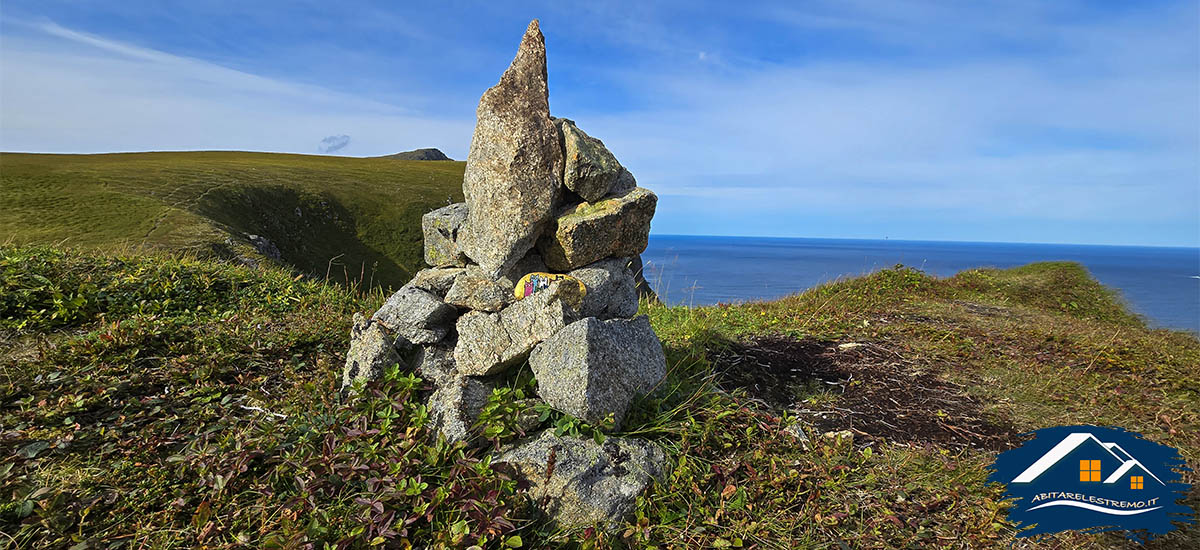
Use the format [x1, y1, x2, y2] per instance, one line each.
[561, 2, 1198, 242]
[1, 20, 471, 156]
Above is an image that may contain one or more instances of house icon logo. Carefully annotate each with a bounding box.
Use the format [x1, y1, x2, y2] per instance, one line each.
[989, 425, 1195, 541]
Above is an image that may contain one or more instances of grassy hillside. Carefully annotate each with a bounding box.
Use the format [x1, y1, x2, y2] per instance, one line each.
[0, 152, 465, 289]
[2, 245, 1196, 549]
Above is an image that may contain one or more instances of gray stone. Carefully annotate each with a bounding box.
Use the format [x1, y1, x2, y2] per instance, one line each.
[528, 316, 665, 429]
[372, 286, 457, 345]
[458, 20, 563, 277]
[495, 430, 670, 531]
[537, 187, 657, 271]
[569, 257, 638, 320]
[409, 267, 465, 298]
[428, 375, 496, 445]
[454, 281, 582, 376]
[558, 119, 622, 203]
[413, 337, 458, 387]
[245, 233, 282, 261]
[422, 203, 470, 267]
[610, 167, 637, 196]
[444, 265, 513, 313]
[341, 313, 404, 391]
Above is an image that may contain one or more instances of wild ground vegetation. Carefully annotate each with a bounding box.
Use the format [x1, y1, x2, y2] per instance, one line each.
[2, 246, 1196, 549]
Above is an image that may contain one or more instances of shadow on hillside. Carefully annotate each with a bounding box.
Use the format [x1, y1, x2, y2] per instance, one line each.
[709, 336, 1020, 451]
[192, 185, 412, 289]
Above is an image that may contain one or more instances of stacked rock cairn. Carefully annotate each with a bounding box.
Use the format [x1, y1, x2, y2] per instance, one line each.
[341, 20, 668, 530]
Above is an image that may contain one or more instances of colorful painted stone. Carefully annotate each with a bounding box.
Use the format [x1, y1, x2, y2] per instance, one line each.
[514, 272, 587, 301]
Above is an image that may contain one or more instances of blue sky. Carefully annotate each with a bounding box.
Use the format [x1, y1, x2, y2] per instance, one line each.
[2, 1, 1197, 247]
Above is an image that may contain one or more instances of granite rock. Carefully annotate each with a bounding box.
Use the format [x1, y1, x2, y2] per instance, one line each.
[422, 203, 470, 267]
[568, 257, 639, 319]
[458, 20, 563, 277]
[444, 265, 513, 312]
[495, 430, 670, 531]
[454, 281, 582, 376]
[341, 313, 404, 391]
[428, 375, 496, 445]
[372, 286, 457, 344]
[528, 315, 665, 428]
[412, 336, 459, 387]
[537, 187, 657, 271]
[409, 267, 466, 298]
[558, 118, 622, 203]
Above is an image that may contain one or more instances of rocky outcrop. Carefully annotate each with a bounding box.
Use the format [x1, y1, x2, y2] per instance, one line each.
[495, 430, 670, 530]
[341, 19, 665, 533]
[529, 316, 665, 428]
[457, 20, 563, 277]
[538, 187, 657, 271]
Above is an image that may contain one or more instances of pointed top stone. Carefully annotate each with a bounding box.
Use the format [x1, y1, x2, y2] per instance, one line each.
[458, 19, 564, 277]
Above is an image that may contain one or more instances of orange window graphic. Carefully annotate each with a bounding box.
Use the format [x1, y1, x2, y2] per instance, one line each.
[1131, 476, 1144, 490]
[1079, 460, 1101, 482]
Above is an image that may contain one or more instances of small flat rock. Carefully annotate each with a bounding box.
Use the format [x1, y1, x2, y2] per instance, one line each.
[409, 267, 466, 298]
[528, 315, 665, 429]
[558, 118, 623, 202]
[422, 203, 470, 267]
[428, 375, 496, 445]
[444, 265, 513, 312]
[569, 257, 639, 320]
[341, 313, 404, 391]
[495, 430, 670, 531]
[458, 20, 563, 277]
[372, 286, 457, 344]
[454, 281, 581, 376]
[538, 187, 657, 271]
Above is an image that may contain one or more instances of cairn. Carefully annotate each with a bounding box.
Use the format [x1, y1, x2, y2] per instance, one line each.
[342, 20, 668, 531]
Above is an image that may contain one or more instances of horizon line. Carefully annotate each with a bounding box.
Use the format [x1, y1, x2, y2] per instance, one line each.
[647, 233, 1200, 250]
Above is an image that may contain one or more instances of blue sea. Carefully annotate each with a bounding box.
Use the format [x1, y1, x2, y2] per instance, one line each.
[641, 235, 1200, 333]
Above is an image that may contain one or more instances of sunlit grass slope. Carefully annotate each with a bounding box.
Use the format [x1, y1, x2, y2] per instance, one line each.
[3, 246, 1196, 548]
[0, 152, 465, 289]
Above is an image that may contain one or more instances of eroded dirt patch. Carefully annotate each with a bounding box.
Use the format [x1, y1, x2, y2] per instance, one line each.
[710, 335, 1020, 451]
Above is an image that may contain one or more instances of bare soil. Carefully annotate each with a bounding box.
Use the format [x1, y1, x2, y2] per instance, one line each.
[710, 335, 1021, 451]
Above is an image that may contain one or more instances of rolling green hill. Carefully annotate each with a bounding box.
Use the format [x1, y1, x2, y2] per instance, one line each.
[0, 151, 465, 289]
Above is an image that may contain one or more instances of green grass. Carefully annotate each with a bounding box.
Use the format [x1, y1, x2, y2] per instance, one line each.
[2, 246, 1197, 549]
[0, 152, 466, 289]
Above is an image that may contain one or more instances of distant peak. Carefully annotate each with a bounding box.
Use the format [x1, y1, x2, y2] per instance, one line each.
[382, 148, 453, 161]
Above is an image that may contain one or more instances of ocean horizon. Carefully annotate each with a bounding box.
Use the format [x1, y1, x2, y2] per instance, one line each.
[641, 234, 1200, 333]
